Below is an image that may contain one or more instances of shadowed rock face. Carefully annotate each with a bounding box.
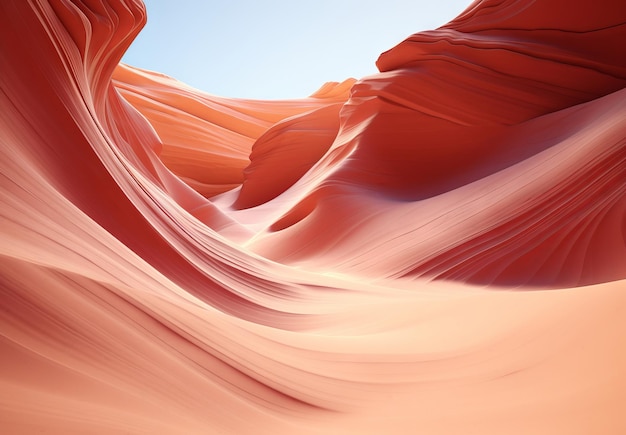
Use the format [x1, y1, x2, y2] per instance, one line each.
[1, 0, 625, 433]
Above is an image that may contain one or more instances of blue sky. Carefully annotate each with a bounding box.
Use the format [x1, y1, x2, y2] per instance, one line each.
[122, 1, 471, 99]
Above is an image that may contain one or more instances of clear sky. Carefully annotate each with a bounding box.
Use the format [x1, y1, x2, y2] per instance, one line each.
[122, 0, 472, 99]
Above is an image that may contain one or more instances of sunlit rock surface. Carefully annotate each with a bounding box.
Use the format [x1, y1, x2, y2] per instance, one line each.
[1, 0, 625, 433]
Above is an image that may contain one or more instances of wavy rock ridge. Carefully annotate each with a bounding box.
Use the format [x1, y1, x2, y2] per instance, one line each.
[1, 0, 625, 433]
